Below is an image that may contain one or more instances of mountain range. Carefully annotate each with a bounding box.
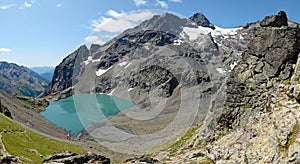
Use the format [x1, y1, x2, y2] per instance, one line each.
[0, 10, 300, 163]
[30, 66, 55, 82]
[0, 61, 49, 97]
[38, 10, 300, 163]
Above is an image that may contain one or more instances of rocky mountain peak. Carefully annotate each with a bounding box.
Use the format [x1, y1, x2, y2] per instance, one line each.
[138, 12, 187, 35]
[189, 13, 215, 29]
[260, 10, 288, 27]
[90, 44, 101, 54]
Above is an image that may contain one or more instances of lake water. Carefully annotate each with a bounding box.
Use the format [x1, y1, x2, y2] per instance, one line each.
[40, 94, 134, 136]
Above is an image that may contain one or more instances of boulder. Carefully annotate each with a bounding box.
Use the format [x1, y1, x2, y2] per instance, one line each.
[125, 157, 159, 163]
[1, 156, 19, 163]
[43, 151, 110, 164]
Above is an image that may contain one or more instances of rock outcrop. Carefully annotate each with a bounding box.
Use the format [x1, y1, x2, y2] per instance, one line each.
[218, 10, 300, 131]
[260, 10, 288, 27]
[43, 151, 110, 164]
[125, 156, 159, 163]
[156, 11, 300, 164]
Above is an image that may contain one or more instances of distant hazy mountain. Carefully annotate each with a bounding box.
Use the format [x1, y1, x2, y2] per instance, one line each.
[0, 61, 48, 97]
[30, 66, 54, 82]
[30, 66, 55, 74]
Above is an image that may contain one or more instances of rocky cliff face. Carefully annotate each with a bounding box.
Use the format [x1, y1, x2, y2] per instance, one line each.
[0, 62, 48, 97]
[41, 12, 259, 156]
[41, 45, 89, 98]
[155, 11, 300, 164]
[218, 18, 300, 131]
[43, 12, 254, 99]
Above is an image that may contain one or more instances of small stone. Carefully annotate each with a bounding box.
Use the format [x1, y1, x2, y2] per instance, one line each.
[292, 84, 300, 101]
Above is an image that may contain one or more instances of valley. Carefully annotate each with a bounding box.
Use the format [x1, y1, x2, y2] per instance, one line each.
[0, 9, 300, 163]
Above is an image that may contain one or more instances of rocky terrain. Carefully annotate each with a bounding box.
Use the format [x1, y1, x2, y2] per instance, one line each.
[154, 11, 300, 163]
[40, 11, 259, 156]
[0, 61, 49, 97]
[0, 10, 298, 163]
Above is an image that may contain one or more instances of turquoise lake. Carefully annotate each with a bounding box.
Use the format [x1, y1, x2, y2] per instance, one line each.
[40, 94, 134, 136]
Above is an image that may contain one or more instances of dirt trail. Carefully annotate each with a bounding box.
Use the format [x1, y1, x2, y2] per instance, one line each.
[0, 132, 10, 157]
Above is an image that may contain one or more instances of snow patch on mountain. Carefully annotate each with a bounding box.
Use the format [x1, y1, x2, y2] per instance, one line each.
[84, 56, 102, 65]
[96, 67, 111, 76]
[182, 25, 241, 41]
[173, 39, 184, 45]
[118, 61, 128, 67]
[125, 63, 132, 68]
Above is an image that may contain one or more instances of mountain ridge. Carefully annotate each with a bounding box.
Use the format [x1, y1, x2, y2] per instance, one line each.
[0, 61, 49, 97]
[37, 10, 300, 163]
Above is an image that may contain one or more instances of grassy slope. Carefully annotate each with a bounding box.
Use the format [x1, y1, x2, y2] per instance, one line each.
[0, 114, 86, 163]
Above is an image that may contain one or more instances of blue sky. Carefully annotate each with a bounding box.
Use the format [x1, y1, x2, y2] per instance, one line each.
[0, 0, 300, 67]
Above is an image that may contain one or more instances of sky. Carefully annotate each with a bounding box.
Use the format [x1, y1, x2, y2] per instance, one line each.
[0, 0, 300, 67]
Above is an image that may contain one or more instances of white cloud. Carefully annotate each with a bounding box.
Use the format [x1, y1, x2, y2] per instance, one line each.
[0, 4, 15, 10]
[24, 2, 32, 8]
[107, 9, 122, 18]
[0, 48, 13, 54]
[91, 10, 159, 33]
[132, 0, 147, 6]
[57, 3, 62, 8]
[85, 36, 106, 45]
[155, 0, 168, 9]
[121, 10, 158, 22]
[19, 2, 33, 9]
[169, 0, 182, 2]
[87, 10, 161, 45]
[92, 18, 135, 33]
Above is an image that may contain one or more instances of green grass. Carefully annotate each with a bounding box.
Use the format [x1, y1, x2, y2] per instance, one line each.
[287, 124, 300, 148]
[279, 123, 300, 155]
[198, 156, 214, 164]
[14, 94, 49, 112]
[0, 114, 86, 163]
[285, 78, 291, 86]
[167, 126, 200, 154]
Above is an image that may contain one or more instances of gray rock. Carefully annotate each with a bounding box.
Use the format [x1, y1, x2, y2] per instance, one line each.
[1, 156, 19, 163]
[41, 45, 89, 97]
[125, 157, 159, 163]
[260, 11, 288, 27]
[189, 13, 215, 29]
[218, 20, 300, 130]
[43, 151, 110, 164]
[292, 84, 300, 101]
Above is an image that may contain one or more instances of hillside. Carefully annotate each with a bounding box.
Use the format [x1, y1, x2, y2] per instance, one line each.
[0, 90, 114, 163]
[0, 113, 86, 163]
[0, 62, 48, 97]
[153, 11, 300, 163]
